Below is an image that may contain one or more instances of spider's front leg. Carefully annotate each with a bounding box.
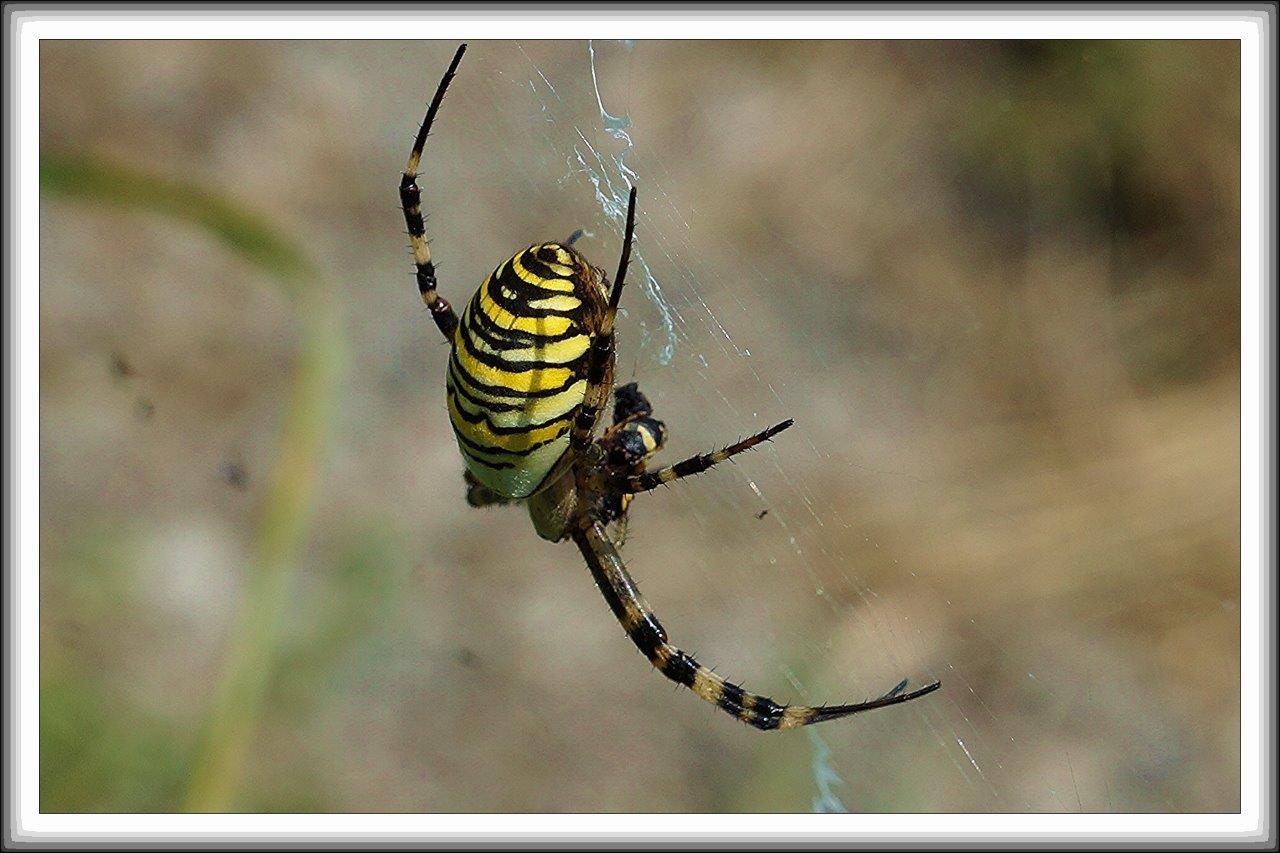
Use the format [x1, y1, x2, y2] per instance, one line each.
[604, 418, 794, 496]
[401, 43, 466, 340]
[570, 186, 637, 456]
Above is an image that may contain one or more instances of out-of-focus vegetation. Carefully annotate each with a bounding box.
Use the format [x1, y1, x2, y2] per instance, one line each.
[39, 40, 1239, 813]
[40, 154, 345, 811]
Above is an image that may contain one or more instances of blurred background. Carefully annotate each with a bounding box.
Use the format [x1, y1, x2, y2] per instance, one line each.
[39, 40, 1240, 813]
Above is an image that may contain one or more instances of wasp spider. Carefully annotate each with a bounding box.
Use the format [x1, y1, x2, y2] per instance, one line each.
[401, 44, 940, 730]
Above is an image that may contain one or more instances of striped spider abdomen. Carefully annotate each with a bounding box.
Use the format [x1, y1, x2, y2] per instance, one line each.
[446, 243, 607, 499]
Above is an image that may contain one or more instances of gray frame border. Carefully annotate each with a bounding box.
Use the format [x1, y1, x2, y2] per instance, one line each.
[3, 2, 1275, 848]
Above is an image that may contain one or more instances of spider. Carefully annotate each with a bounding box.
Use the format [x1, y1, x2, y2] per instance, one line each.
[402, 44, 940, 730]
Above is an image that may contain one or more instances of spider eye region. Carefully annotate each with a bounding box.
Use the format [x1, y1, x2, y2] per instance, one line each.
[609, 418, 667, 467]
[610, 432, 648, 467]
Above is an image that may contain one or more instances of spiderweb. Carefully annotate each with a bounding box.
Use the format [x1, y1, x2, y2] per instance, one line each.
[458, 40, 1179, 813]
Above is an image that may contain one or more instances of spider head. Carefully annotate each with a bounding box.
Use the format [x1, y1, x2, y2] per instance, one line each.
[607, 417, 667, 469]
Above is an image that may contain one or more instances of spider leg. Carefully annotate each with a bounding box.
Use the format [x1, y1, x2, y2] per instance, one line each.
[572, 519, 940, 730]
[599, 492, 634, 547]
[401, 43, 466, 340]
[608, 419, 792, 495]
[570, 187, 638, 455]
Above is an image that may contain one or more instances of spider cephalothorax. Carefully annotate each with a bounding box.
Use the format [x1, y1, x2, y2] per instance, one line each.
[402, 43, 940, 730]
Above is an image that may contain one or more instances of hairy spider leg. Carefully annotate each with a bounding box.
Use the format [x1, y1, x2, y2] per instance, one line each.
[401, 43, 467, 339]
[571, 186, 638, 455]
[608, 419, 794, 495]
[572, 519, 941, 730]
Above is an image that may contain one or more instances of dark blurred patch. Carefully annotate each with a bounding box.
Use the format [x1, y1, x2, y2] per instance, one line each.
[219, 459, 249, 490]
[998, 40, 1058, 68]
[110, 351, 157, 420]
[109, 350, 135, 380]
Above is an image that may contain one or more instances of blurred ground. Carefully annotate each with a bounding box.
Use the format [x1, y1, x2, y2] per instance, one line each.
[39, 40, 1240, 813]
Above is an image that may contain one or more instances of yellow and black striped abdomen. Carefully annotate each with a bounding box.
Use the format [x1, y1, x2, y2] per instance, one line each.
[447, 243, 607, 499]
